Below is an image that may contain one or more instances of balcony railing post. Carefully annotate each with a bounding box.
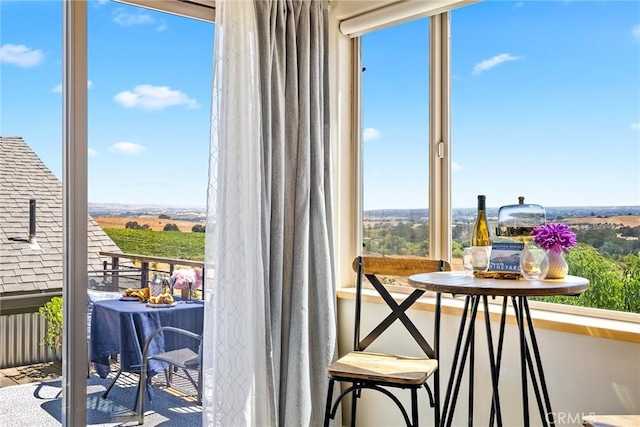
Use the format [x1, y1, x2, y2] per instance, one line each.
[111, 257, 119, 289]
[141, 262, 149, 288]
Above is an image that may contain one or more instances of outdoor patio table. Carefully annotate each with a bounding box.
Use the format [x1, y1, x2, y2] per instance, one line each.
[90, 298, 204, 381]
[408, 271, 589, 427]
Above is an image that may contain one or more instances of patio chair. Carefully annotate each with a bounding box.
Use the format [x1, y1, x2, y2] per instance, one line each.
[136, 326, 202, 424]
[323, 256, 451, 427]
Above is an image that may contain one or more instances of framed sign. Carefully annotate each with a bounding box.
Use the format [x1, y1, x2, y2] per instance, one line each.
[488, 242, 524, 273]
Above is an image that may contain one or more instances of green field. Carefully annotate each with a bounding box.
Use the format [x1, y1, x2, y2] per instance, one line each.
[103, 228, 205, 261]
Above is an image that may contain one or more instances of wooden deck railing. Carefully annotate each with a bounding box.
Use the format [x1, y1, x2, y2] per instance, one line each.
[98, 251, 205, 289]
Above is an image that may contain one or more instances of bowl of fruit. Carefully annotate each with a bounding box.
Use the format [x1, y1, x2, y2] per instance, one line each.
[147, 293, 176, 307]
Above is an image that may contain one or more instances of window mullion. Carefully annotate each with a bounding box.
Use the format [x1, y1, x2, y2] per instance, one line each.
[62, 0, 88, 424]
[429, 12, 452, 262]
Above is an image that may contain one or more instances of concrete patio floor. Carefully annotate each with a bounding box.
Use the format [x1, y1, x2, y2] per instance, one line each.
[0, 360, 199, 404]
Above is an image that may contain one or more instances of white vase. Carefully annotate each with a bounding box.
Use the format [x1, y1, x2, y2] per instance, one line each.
[541, 250, 568, 279]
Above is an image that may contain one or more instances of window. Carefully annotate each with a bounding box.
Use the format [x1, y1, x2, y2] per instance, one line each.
[451, 1, 640, 314]
[352, 2, 640, 316]
[361, 18, 431, 264]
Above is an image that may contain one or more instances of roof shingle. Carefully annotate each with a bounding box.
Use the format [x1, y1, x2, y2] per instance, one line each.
[0, 136, 123, 295]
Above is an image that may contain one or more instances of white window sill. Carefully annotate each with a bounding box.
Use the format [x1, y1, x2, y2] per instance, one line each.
[337, 287, 640, 344]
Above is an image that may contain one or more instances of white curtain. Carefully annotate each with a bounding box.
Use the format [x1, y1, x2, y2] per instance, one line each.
[203, 0, 336, 425]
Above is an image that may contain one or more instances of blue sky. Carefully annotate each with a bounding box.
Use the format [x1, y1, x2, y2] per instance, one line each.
[1, 1, 639, 210]
[1, 0, 214, 207]
[362, 0, 640, 209]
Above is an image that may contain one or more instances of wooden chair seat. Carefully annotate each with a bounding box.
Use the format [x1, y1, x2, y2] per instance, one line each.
[328, 351, 438, 386]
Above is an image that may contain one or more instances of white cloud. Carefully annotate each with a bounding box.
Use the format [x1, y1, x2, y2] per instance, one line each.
[113, 9, 155, 27]
[452, 161, 463, 171]
[88, 148, 99, 157]
[109, 142, 147, 155]
[52, 80, 93, 93]
[112, 9, 166, 32]
[515, 2, 524, 7]
[97, 0, 109, 4]
[633, 25, 640, 40]
[114, 84, 198, 110]
[0, 44, 44, 67]
[363, 127, 381, 142]
[631, 123, 640, 131]
[473, 53, 520, 75]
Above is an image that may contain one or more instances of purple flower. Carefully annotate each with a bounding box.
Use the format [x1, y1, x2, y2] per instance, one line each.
[531, 223, 577, 254]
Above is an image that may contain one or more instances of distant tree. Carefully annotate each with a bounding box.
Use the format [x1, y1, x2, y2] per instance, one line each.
[452, 241, 464, 258]
[393, 222, 415, 242]
[125, 221, 140, 229]
[192, 224, 206, 233]
[125, 221, 151, 230]
[452, 224, 465, 242]
[620, 226, 634, 237]
[159, 214, 171, 219]
[381, 236, 409, 255]
[575, 228, 617, 251]
[363, 238, 381, 255]
[600, 241, 626, 256]
[418, 240, 430, 257]
[163, 223, 180, 232]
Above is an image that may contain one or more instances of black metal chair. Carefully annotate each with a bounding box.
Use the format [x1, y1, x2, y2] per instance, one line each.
[135, 326, 202, 425]
[324, 256, 450, 427]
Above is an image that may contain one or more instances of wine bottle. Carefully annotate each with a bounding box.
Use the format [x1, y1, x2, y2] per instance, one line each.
[471, 195, 492, 272]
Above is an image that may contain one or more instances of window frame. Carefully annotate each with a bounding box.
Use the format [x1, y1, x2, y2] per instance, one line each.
[62, 2, 215, 424]
[338, 10, 640, 326]
[114, 0, 215, 22]
[353, 13, 452, 264]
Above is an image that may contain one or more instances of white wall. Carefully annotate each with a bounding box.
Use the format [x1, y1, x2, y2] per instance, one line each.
[336, 298, 640, 427]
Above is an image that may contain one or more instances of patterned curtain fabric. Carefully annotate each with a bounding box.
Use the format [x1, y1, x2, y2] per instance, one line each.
[203, 0, 336, 425]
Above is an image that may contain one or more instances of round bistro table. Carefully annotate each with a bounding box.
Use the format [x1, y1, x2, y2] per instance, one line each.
[408, 271, 589, 427]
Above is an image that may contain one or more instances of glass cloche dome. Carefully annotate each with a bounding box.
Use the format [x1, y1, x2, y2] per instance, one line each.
[495, 196, 546, 239]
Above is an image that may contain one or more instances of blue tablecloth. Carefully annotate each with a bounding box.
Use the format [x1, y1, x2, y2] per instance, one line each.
[90, 299, 204, 379]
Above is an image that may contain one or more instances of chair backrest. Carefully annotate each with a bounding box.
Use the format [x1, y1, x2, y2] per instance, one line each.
[351, 256, 451, 357]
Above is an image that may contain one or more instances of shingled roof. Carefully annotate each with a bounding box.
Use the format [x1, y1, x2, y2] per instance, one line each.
[0, 136, 123, 300]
